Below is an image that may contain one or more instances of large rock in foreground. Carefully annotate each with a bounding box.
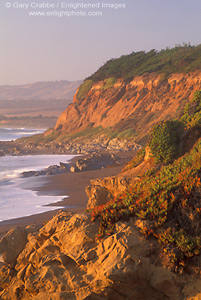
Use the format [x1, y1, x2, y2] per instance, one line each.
[0, 211, 201, 299]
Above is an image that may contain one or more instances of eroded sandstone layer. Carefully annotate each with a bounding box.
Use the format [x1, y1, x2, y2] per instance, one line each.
[55, 72, 201, 142]
[0, 211, 201, 299]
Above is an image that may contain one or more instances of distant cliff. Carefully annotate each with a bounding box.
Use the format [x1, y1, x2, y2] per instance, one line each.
[0, 80, 82, 129]
[0, 80, 82, 101]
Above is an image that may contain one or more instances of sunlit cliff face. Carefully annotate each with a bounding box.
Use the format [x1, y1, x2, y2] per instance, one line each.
[54, 71, 201, 142]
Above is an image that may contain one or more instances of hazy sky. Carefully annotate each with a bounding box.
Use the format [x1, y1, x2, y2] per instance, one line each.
[1, 0, 201, 85]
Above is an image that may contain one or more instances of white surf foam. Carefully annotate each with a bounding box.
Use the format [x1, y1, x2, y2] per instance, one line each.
[0, 154, 76, 222]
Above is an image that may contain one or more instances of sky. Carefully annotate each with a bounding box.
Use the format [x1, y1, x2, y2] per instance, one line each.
[1, 0, 201, 85]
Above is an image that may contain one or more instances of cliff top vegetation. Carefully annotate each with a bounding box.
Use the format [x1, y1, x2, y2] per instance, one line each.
[86, 43, 201, 82]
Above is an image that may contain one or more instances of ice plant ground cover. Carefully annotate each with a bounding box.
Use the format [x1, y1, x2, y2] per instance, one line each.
[91, 91, 201, 269]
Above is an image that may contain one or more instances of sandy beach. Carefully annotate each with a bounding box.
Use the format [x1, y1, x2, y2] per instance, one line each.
[0, 151, 133, 236]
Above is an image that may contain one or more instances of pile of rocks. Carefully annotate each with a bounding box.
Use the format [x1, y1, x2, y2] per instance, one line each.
[65, 137, 141, 154]
[23, 137, 141, 155]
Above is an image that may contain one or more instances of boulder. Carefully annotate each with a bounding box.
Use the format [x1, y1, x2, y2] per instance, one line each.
[86, 184, 113, 210]
[0, 227, 27, 268]
[86, 176, 129, 210]
[21, 163, 70, 177]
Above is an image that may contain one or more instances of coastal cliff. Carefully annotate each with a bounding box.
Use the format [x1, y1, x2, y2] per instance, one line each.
[17, 45, 201, 152]
[1, 92, 201, 299]
[1, 46, 201, 298]
[54, 71, 201, 143]
[19, 70, 201, 154]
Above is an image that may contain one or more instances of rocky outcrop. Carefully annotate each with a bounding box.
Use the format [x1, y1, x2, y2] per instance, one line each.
[20, 153, 133, 179]
[0, 141, 24, 156]
[86, 176, 130, 210]
[21, 162, 70, 177]
[70, 153, 117, 172]
[0, 211, 201, 299]
[86, 146, 155, 210]
[54, 72, 201, 143]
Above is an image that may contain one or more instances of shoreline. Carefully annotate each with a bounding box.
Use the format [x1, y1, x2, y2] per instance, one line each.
[0, 151, 134, 235]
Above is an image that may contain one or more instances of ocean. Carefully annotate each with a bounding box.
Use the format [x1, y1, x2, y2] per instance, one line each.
[0, 128, 74, 222]
[0, 127, 46, 141]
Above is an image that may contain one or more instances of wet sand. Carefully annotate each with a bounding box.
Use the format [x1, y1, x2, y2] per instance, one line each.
[0, 163, 126, 235]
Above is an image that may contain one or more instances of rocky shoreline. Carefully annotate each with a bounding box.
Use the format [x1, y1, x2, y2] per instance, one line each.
[20, 152, 133, 177]
[0, 211, 201, 299]
[0, 137, 141, 179]
[1, 138, 201, 299]
[0, 135, 141, 157]
[1, 148, 201, 299]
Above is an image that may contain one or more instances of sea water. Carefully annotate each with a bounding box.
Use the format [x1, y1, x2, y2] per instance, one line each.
[0, 128, 75, 222]
[0, 127, 46, 141]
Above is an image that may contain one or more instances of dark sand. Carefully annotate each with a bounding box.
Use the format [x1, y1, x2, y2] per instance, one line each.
[0, 161, 129, 235]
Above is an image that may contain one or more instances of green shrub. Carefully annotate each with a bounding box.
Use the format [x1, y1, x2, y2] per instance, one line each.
[149, 120, 184, 164]
[181, 90, 201, 128]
